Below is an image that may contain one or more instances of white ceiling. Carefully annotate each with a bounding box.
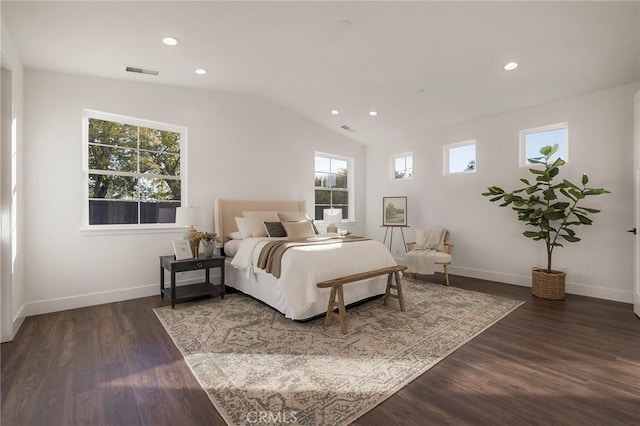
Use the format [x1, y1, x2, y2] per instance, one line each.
[3, 1, 639, 144]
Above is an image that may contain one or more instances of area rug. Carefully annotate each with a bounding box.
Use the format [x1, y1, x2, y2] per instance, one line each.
[154, 280, 523, 425]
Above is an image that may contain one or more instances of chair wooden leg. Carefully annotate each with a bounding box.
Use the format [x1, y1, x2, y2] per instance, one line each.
[336, 285, 348, 334]
[325, 287, 337, 326]
[443, 264, 450, 286]
[394, 271, 406, 311]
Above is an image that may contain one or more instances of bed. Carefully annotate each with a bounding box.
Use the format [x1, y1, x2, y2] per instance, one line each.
[214, 198, 398, 320]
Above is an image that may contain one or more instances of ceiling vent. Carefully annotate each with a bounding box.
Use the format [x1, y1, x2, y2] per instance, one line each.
[125, 66, 159, 76]
[340, 125, 355, 133]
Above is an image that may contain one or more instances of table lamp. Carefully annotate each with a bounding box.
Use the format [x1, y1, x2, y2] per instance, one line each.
[323, 208, 342, 233]
[175, 206, 205, 257]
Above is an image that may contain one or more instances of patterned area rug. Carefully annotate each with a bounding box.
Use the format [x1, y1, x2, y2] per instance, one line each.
[154, 280, 523, 425]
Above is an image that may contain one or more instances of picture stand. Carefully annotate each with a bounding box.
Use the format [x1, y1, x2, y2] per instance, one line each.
[381, 225, 409, 254]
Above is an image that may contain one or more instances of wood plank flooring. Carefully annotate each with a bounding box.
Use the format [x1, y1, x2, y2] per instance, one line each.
[2, 274, 639, 425]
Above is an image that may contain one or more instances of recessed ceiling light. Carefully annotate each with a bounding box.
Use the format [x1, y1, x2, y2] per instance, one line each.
[331, 110, 340, 115]
[195, 68, 207, 75]
[504, 62, 518, 71]
[162, 37, 179, 46]
[369, 111, 378, 116]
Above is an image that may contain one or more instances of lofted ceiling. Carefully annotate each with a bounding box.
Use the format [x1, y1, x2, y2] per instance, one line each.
[2, 1, 639, 145]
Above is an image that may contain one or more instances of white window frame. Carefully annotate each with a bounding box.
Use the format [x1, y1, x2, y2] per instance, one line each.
[391, 152, 413, 180]
[81, 109, 188, 233]
[519, 122, 568, 168]
[443, 140, 477, 175]
[314, 151, 355, 223]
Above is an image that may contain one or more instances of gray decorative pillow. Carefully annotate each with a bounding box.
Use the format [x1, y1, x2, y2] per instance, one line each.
[264, 221, 287, 238]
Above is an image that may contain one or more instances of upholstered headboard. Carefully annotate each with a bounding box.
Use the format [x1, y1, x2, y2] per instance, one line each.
[214, 199, 306, 243]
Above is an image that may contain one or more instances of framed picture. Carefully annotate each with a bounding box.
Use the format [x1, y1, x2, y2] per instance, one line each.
[172, 240, 193, 260]
[383, 196, 407, 226]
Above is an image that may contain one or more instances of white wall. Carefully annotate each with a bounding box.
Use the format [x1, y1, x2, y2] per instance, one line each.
[1, 21, 25, 342]
[23, 69, 366, 315]
[366, 82, 639, 303]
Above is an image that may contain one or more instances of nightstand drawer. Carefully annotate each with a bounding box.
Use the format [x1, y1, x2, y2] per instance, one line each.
[172, 257, 224, 272]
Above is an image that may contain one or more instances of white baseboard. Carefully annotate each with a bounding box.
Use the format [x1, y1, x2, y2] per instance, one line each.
[0, 304, 26, 343]
[449, 266, 633, 303]
[22, 276, 216, 317]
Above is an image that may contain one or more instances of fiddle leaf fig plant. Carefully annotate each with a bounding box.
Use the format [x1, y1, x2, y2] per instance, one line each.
[482, 144, 610, 273]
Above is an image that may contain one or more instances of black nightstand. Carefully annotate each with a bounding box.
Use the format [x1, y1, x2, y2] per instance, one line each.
[159, 255, 225, 308]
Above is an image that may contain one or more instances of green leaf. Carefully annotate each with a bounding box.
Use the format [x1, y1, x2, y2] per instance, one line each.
[574, 213, 593, 225]
[581, 174, 589, 185]
[548, 167, 560, 178]
[552, 202, 570, 210]
[523, 231, 541, 239]
[559, 188, 576, 201]
[539, 145, 554, 157]
[543, 189, 557, 200]
[544, 210, 566, 221]
[561, 234, 581, 243]
[529, 168, 545, 175]
[520, 178, 530, 185]
[489, 195, 504, 202]
[528, 157, 545, 165]
[569, 189, 585, 200]
[577, 207, 601, 213]
[563, 179, 580, 190]
[583, 188, 610, 196]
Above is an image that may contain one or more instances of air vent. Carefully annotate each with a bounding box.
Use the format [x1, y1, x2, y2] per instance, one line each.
[125, 66, 159, 76]
[340, 125, 355, 133]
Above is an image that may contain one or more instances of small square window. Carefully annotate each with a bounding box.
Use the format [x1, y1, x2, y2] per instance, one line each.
[444, 140, 476, 175]
[520, 122, 568, 167]
[392, 153, 413, 180]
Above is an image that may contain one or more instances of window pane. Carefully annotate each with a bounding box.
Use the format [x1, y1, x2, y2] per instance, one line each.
[331, 159, 347, 174]
[315, 189, 331, 205]
[139, 151, 180, 176]
[140, 201, 180, 224]
[89, 145, 136, 172]
[395, 157, 405, 171]
[88, 119, 137, 147]
[315, 156, 330, 173]
[139, 127, 180, 153]
[89, 200, 138, 225]
[315, 172, 330, 188]
[334, 170, 348, 189]
[406, 156, 413, 169]
[448, 144, 476, 174]
[332, 190, 348, 205]
[138, 177, 181, 201]
[525, 128, 565, 163]
[89, 174, 137, 199]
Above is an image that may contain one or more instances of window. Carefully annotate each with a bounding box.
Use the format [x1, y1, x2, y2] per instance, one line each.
[444, 140, 476, 175]
[520, 122, 568, 167]
[393, 153, 413, 180]
[314, 153, 353, 221]
[84, 110, 186, 226]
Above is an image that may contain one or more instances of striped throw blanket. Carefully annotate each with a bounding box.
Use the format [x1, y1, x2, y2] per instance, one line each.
[257, 236, 369, 278]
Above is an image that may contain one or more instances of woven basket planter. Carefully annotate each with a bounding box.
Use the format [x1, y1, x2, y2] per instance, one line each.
[532, 268, 566, 300]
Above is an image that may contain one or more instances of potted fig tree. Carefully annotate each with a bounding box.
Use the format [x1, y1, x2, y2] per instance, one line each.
[482, 144, 610, 300]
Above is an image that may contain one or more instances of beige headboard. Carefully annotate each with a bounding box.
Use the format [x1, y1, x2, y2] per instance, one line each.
[214, 198, 306, 243]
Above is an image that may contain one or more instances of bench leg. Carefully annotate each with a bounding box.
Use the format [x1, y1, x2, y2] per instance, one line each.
[325, 287, 337, 326]
[383, 272, 393, 306]
[336, 285, 348, 334]
[394, 271, 406, 312]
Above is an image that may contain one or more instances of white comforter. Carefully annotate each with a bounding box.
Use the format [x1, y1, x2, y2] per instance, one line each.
[230, 236, 397, 318]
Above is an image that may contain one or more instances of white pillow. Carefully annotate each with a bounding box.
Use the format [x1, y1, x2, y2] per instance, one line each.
[227, 231, 243, 240]
[277, 211, 309, 222]
[234, 217, 253, 240]
[282, 220, 316, 239]
[242, 211, 280, 237]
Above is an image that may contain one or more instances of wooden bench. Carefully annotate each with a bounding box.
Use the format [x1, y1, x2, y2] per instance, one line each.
[317, 265, 407, 334]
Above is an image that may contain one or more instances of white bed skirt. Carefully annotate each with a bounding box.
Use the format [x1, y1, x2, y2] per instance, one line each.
[224, 258, 387, 320]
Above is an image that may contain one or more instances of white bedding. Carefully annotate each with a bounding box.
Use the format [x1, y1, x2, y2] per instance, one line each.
[229, 236, 397, 319]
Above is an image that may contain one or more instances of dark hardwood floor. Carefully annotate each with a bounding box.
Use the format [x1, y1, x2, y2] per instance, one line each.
[2, 274, 639, 425]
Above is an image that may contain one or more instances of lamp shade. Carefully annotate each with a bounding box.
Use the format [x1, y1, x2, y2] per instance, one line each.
[175, 206, 205, 227]
[323, 208, 343, 224]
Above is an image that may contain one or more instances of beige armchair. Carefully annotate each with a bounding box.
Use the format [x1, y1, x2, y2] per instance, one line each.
[405, 241, 454, 286]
